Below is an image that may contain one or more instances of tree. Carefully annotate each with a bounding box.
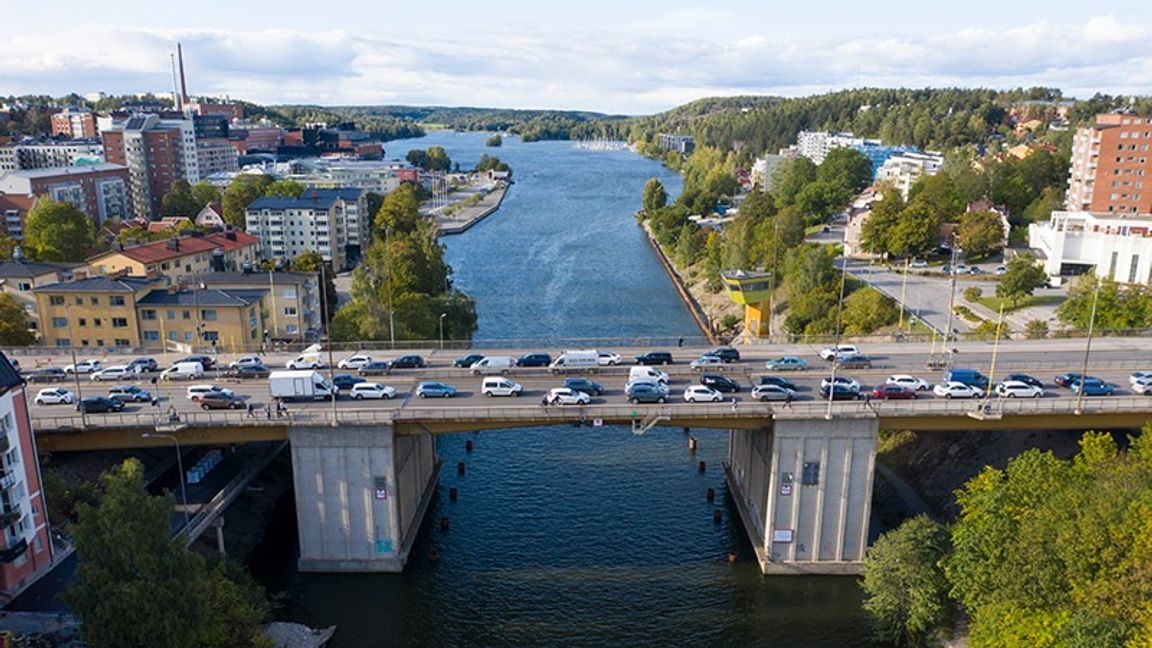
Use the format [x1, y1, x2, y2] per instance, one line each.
[964, 286, 983, 302]
[190, 181, 222, 209]
[862, 516, 952, 646]
[957, 210, 1005, 259]
[841, 287, 899, 335]
[642, 178, 668, 213]
[0, 293, 35, 346]
[222, 175, 274, 229]
[485, 134, 502, 147]
[996, 254, 1048, 306]
[374, 184, 422, 236]
[1024, 319, 1049, 339]
[264, 179, 306, 198]
[425, 146, 451, 172]
[860, 186, 906, 256]
[818, 147, 873, 196]
[771, 157, 818, 209]
[198, 562, 274, 648]
[160, 180, 199, 217]
[1056, 275, 1152, 331]
[293, 251, 338, 314]
[405, 149, 428, 169]
[888, 201, 941, 259]
[24, 196, 94, 262]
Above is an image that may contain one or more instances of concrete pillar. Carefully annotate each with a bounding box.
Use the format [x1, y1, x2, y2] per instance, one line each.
[289, 425, 439, 572]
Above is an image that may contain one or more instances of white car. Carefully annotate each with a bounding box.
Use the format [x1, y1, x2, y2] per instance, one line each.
[933, 381, 985, 399]
[64, 359, 103, 374]
[994, 380, 1044, 398]
[186, 384, 235, 401]
[690, 355, 724, 370]
[597, 351, 622, 366]
[229, 355, 263, 369]
[819, 344, 859, 361]
[546, 387, 591, 406]
[90, 365, 131, 381]
[752, 384, 795, 402]
[910, 259, 928, 268]
[820, 376, 860, 392]
[349, 382, 396, 400]
[1130, 371, 1152, 384]
[337, 354, 374, 370]
[1132, 378, 1152, 395]
[35, 388, 75, 405]
[683, 385, 724, 403]
[886, 375, 930, 391]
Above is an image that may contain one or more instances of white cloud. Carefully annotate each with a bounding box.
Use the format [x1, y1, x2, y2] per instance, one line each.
[1, 16, 1151, 114]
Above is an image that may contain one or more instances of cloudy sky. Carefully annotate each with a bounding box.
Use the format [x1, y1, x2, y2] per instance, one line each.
[3, 0, 1151, 115]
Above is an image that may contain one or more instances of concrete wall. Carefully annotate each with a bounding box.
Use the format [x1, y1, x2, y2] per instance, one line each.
[289, 425, 438, 572]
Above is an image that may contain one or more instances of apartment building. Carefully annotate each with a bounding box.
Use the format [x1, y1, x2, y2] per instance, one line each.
[50, 108, 97, 139]
[87, 231, 260, 282]
[0, 164, 131, 224]
[657, 133, 695, 154]
[33, 274, 165, 348]
[196, 140, 239, 176]
[0, 194, 36, 242]
[136, 285, 268, 349]
[875, 152, 946, 199]
[245, 188, 366, 270]
[195, 270, 323, 341]
[1029, 210, 1152, 284]
[1066, 113, 1152, 214]
[102, 114, 200, 218]
[0, 260, 83, 339]
[0, 139, 104, 171]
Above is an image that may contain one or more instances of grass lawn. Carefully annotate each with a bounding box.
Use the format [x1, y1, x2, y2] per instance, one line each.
[976, 294, 1063, 313]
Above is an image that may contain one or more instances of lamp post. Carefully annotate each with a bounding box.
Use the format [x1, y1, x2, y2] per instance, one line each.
[1074, 276, 1102, 416]
[384, 225, 395, 349]
[941, 233, 960, 370]
[63, 304, 86, 428]
[319, 263, 338, 426]
[141, 432, 190, 529]
[825, 256, 850, 421]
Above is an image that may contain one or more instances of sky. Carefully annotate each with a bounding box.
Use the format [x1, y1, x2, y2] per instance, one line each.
[3, 1, 1152, 115]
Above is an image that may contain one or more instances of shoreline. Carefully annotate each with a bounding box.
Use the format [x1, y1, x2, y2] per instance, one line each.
[435, 184, 509, 235]
[640, 221, 720, 345]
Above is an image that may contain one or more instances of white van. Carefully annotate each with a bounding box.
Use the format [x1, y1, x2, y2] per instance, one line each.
[628, 365, 669, 385]
[549, 350, 599, 373]
[470, 356, 513, 375]
[286, 353, 322, 370]
[481, 377, 523, 397]
[160, 361, 204, 381]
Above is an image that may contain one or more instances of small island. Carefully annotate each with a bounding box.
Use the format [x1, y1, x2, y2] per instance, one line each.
[486, 133, 503, 147]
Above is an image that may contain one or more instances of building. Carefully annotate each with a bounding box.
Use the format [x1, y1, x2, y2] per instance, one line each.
[196, 140, 239, 176]
[245, 188, 367, 270]
[966, 198, 1012, 249]
[33, 274, 165, 348]
[195, 202, 226, 228]
[875, 152, 946, 199]
[136, 285, 268, 349]
[0, 139, 104, 171]
[287, 160, 413, 195]
[101, 114, 200, 218]
[657, 134, 695, 155]
[228, 123, 283, 154]
[195, 270, 323, 341]
[50, 108, 97, 139]
[186, 102, 244, 122]
[1066, 113, 1152, 215]
[750, 155, 786, 189]
[1029, 210, 1152, 284]
[87, 231, 261, 282]
[794, 130, 916, 172]
[0, 194, 36, 242]
[0, 164, 131, 224]
[0, 352, 55, 599]
[0, 260, 82, 339]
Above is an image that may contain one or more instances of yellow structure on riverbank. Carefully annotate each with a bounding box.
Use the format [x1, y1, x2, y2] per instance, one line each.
[722, 270, 772, 341]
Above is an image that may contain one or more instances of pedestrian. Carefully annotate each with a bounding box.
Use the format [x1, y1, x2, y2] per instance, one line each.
[246, 402, 256, 418]
[151, 395, 160, 408]
[783, 392, 793, 409]
[677, 336, 684, 348]
[276, 400, 285, 418]
[730, 397, 738, 413]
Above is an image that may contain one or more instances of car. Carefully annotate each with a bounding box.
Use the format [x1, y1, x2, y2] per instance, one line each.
[227, 364, 271, 379]
[1003, 373, 1043, 388]
[186, 384, 235, 401]
[481, 377, 523, 397]
[333, 374, 366, 390]
[597, 351, 622, 366]
[338, 354, 374, 370]
[453, 353, 486, 368]
[392, 355, 427, 369]
[819, 344, 859, 361]
[626, 382, 668, 404]
[34, 388, 75, 405]
[968, 266, 982, 275]
[756, 375, 797, 391]
[933, 381, 985, 399]
[358, 361, 393, 376]
[995, 265, 1007, 275]
[765, 356, 808, 371]
[994, 381, 1044, 398]
[634, 351, 673, 366]
[1130, 371, 1152, 385]
[79, 396, 125, 413]
[683, 385, 724, 403]
[547, 387, 591, 405]
[886, 375, 930, 391]
[821, 376, 860, 392]
[108, 385, 152, 402]
[90, 365, 131, 381]
[872, 384, 916, 400]
[1132, 378, 1152, 395]
[228, 355, 263, 370]
[126, 357, 159, 373]
[1054, 372, 1095, 388]
[1070, 378, 1114, 396]
[834, 354, 872, 369]
[27, 368, 67, 383]
[350, 382, 397, 400]
[709, 347, 741, 363]
[700, 374, 740, 393]
[180, 355, 215, 370]
[417, 381, 457, 398]
[910, 259, 928, 268]
[564, 377, 604, 396]
[819, 383, 860, 400]
[64, 359, 103, 374]
[690, 354, 724, 370]
[752, 384, 795, 402]
[510, 353, 547, 368]
[199, 392, 244, 410]
[955, 264, 968, 274]
[942, 265, 951, 274]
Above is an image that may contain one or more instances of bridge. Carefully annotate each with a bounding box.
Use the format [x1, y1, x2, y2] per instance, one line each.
[24, 338, 1152, 575]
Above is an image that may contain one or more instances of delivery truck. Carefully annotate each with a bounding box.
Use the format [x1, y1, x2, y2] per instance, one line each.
[549, 350, 599, 373]
[269, 370, 337, 401]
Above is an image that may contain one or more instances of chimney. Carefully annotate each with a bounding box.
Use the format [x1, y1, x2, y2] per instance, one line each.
[73, 270, 87, 281]
[146, 269, 161, 281]
[167, 284, 180, 295]
[311, 190, 319, 201]
[225, 231, 236, 241]
[109, 268, 129, 279]
[166, 238, 179, 251]
[177, 43, 189, 109]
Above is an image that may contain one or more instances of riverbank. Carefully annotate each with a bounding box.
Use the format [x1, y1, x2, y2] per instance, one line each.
[640, 222, 720, 345]
[434, 184, 508, 234]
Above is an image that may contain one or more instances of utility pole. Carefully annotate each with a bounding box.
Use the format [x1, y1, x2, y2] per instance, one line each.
[825, 256, 850, 420]
[942, 233, 960, 369]
[1074, 277, 1102, 416]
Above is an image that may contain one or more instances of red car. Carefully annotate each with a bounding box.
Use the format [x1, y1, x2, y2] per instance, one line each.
[872, 384, 916, 400]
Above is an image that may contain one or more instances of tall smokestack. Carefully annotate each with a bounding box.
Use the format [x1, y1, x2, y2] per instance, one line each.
[177, 43, 189, 108]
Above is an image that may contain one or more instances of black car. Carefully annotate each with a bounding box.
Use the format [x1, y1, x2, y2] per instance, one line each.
[79, 397, 126, 413]
[1004, 373, 1043, 388]
[28, 368, 67, 383]
[700, 374, 740, 393]
[359, 361, 392, 376]
[333, 374, 366, 390]
[635, 351, 673, 366]
[709, 347, 741, 363]
[834, 354, 873, 369]
[181, 355, 215, 370]
[757, 375, 798, 391]
[516, 353, 552, 367]
[127, 357, 159, 373]
[819, 384, 860, 401]
[227, 364, 271, 379]
[564, 377, 603, 396]
[200, 392, 243, 410]
[453, 353, 485, 368]
[391, 355, 426, 369]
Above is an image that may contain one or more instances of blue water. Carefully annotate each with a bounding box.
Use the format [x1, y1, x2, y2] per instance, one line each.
[260, 132, 872, 647]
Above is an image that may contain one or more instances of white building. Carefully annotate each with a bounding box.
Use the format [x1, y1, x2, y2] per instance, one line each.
[875, 152, 946, 199]
[244, 188, 367, 270]
[1029, 211, 1152, 284]
[0, 140, 104, 171]
[795, 131, 872, 164]
[195, 140, 239, 176]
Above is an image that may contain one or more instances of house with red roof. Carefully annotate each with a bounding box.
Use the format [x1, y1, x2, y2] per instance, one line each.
[86, 230, 260, 282]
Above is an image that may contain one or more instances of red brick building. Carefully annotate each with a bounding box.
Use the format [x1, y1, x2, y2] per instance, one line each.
[1067, 113, 1152, 214]
[102, 114, 199, 219]
[0, 164, 130, 224]
[50, 109, 96, 139]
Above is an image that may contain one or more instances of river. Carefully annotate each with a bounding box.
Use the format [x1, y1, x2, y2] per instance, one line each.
[251, 132, 873, 646]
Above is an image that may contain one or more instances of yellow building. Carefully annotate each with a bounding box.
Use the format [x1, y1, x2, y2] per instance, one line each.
[87, 231, 261, 283]
[136, 286, 268, 352]
[33, 274, 165, 348]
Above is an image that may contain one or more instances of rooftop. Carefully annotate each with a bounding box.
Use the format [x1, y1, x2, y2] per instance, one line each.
[89, 230, 259, 264]
[0, 163, 128, 180]
[0, 260, 82, 280]
[137, 287, 267, 307]
[194, 270, 318, 285]
[0, 194, 37, 213]
[0, 353, 22, 395]
[247, 188, 364, 212]
[33, 276, 162, 293]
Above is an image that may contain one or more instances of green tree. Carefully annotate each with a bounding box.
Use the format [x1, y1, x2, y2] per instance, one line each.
[24, 196, 94, 262]
[860, 186, 906, 256]
[222, 175, 274, 229]
[160, 180, 199, 217]
[642, 177, 668, 213]
[293, 251, 338, 314]
[485, 134, 502, 147]
[198, 562, 274, 648]
[771, 157, 818, 209]
[996, 254, 1049, 306]
[374, 184, 422, 236]
[190, 181, 223, 209]
[957, 210, 1005, 259]
[841, 287, 899, 335]
[425, 146, 451, 172]
[818, 147, 873, 195]
[405, 149, 428, 168]
[1024, 319, 1049, 339]
[888, 201, 941, 259]
[0, 293, 35, 346]
[862, 516, 952, 646]
[675, 223, 705, 268]
[964, 286, 983, 302]
[1056, 275, 1152, 330]
[264, 179, 306, 198]
[738, 188, 776, 223]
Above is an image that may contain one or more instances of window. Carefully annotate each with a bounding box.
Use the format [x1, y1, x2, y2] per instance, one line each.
[161, 262, 170, 270]
[114, 338, 130, 347]
[110, 296, 125, 306]
[112, 318, 128, 328]
[183, 332, 193, 342]
[90, 297, 99, 306]
[801, 462, 821, 486]
[96, 339, 104, 347]
[51, 317, 67, 328]
[167, 331, 177, 341]
[284, 307, 297, 316]
[73, 297, 82, 305]
[182, 310, 191, 320]
[93, 318, 102, 327]
[1131, 255, 1141, 284]
[166, 309, 176, 320]
[54, 339, 70, 347]
[143, 330, 160, 341]
[200, 309, 217, 321]
[1110, 251, 1120, 280]
[141, 309, 156, 320]
[203, 331, 219, 342]
[17, 282, 31, 291]
[49, 296, 64, 306]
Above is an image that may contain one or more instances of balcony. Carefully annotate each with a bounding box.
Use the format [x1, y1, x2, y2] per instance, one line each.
[0, 537, 27, 563]
[0, 502, 21, 529]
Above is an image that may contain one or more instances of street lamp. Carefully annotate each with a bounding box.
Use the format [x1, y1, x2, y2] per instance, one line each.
[141, 432, 190, 528]
[1074, 276, 1103, 416]
[383, 225, 395, 349]
[439, 313, 447, 350]
[826, 255, 850, 420]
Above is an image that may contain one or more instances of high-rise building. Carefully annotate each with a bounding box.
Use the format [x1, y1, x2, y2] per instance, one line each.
[50, 108, 97, 139]
[0, 164, 131, 224]
[102, 114, 200, 218]
[1066, 113, 1152, 214]
[0, 139, 104, 171]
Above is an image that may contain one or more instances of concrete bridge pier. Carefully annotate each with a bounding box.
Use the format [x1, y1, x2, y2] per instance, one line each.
[289, 425, 440, 572]
[725, 415, 877, 575]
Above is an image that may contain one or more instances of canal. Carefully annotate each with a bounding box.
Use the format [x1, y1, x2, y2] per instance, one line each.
[251, 132, 872, 646]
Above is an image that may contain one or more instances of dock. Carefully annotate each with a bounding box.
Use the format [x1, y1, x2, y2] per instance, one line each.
[433, 185, 508, 234]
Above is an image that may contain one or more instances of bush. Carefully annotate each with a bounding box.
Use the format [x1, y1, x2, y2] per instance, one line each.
[963, 286, 983, 302]
[720, 314, 742, 331]
[1024, 319, 1049, 339]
